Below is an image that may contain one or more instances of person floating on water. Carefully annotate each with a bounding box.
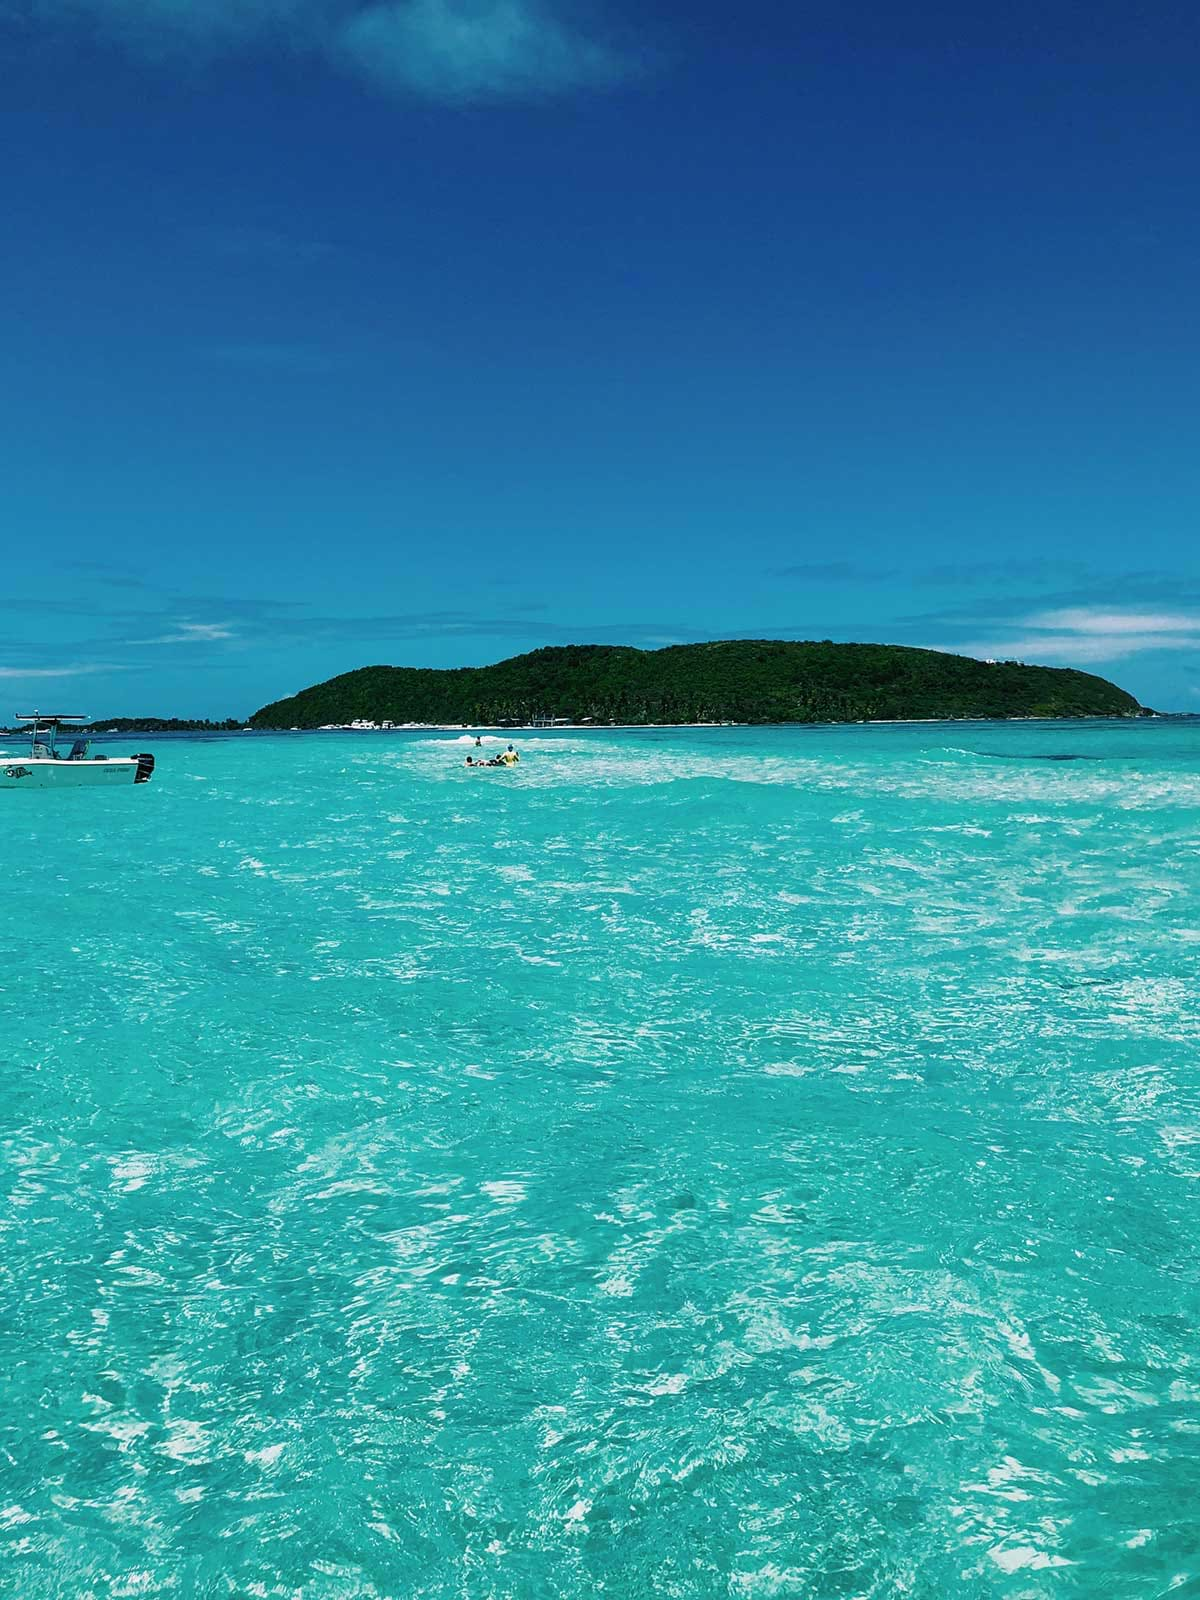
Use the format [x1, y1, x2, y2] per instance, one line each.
[466, 750, 516, 768]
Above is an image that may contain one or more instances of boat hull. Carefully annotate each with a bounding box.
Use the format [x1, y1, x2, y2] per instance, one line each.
[0, 756, 149, 788]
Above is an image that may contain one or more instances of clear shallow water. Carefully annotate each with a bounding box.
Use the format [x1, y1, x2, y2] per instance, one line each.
[2, 720, 1199, 1597]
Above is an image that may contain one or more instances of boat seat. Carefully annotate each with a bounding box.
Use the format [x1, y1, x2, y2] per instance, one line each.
[67, 739, 90, 761]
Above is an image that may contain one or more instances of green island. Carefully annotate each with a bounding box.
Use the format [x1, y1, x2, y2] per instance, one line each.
[0, 717, 244, 736]
[85, 717, 245, 733]
[249, 640, 1144, 728]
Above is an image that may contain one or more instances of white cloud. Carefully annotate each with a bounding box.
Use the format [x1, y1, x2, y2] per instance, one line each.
[949, 634, 1200, 665]
[126, 621, 236, 645]
[341, 0, 626, 99]
[941, 606, 1200, 666]
[0, 663, 132, 678]
[1026, 608, 1200, 636]
[27, 0, 637, 100]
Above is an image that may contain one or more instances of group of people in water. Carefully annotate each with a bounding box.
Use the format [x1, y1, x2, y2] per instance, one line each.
[465, 738, 520, 769]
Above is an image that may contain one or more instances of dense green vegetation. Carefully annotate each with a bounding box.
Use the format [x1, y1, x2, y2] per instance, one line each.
[85, 718, 245, 733]
[0, 717, 244, 735]
[250, 641, 1142, 727]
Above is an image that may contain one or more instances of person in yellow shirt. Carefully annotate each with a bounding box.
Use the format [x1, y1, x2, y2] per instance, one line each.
[499, 744, 520, 765]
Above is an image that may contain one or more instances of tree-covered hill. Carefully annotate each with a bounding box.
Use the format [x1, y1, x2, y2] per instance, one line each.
[249, 641, 1142, 728]
[86, 718, 245, 733]
[0, 716, 244, 735]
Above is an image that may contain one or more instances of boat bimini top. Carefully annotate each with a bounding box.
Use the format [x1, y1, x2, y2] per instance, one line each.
[16, 713, 90, 760]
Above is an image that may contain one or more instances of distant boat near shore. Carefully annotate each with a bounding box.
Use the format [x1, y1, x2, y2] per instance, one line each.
[316, 719, 399, 730]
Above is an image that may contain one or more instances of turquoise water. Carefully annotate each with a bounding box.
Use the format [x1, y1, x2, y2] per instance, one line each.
[3, 720, 1199, 1597]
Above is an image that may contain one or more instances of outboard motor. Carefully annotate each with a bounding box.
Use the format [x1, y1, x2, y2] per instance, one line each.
[134, 753, 155, 784]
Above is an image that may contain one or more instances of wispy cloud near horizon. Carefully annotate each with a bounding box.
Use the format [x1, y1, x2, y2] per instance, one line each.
[1026, 608, 1200, 638]
[125, 621, 237, 646]
[0, 662, 135, 680]
[939, 605, 1200, 667]
[21, 0, 641, 101]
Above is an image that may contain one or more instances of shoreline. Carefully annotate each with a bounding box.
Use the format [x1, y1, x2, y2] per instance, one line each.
[9, 714, 1168, 740]
[174, 711, 1158, 736]
[290, 712, 1155, 731]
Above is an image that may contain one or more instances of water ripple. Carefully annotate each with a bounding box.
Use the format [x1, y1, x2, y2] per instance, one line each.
[2, 721, 1198, 1595]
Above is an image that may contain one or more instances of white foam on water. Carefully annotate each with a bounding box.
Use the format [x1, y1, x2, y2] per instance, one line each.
[480, 1179, 527, 1205]
[990, 1546, 1073, 1573]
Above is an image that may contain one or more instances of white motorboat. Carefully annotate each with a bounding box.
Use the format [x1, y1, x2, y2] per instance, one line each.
[0, 714, 155, 789]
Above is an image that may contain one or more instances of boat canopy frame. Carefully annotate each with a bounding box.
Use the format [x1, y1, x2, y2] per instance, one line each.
[13, 713, 90, 760]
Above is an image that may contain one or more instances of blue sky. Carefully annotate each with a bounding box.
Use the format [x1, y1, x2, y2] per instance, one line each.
[3, 0, 1199, 714]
